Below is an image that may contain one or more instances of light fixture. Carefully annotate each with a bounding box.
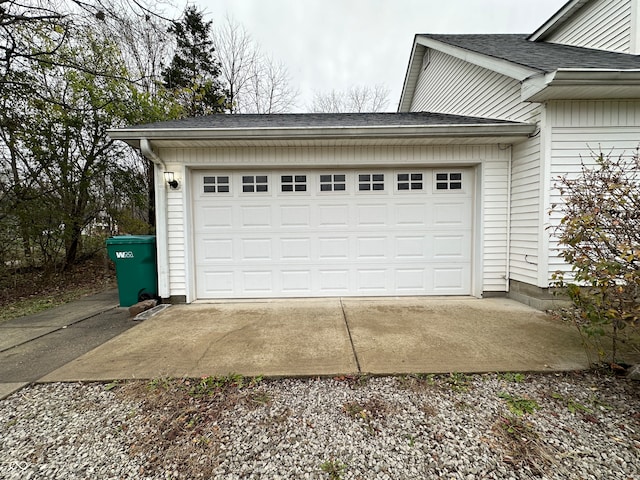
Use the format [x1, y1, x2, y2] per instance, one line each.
[164, 171, 179, 189]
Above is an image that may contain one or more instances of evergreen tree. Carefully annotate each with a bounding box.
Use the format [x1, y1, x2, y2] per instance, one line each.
[162, 6, 227, 117]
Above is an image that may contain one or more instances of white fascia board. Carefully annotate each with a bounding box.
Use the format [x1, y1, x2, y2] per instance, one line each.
[108, 123, 536, 147]
[415, 36, 538, 81]
[398, 38, 425, 112]
[528, 0, 589, 41]
[521, 68, 640, 101]
[521, 71, 557, 102]
[632, 0, 640, 54]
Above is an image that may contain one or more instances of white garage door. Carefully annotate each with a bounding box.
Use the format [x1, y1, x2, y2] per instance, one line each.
[192, 168, 473, 299]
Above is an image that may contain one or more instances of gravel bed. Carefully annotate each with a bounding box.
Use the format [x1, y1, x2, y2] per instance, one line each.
[1, 372, 639, 479]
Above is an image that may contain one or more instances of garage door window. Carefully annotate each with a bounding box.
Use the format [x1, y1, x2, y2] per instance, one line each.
[435, 172, 462, 190]
[319, 174, 346, 192]
[281, 175, 307, 192]
[358, 173, 384, 191]
[203, 175, 230, 193]
[242, 175, 268, 193]
[397, 173, 423, 191]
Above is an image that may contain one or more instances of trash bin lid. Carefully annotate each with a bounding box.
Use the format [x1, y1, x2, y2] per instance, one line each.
[106, 235, 156, 245]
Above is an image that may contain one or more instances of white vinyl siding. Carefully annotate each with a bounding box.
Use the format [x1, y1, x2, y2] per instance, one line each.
[158, 144, 511, 299]
[546, 100, 640, 283]
[482, 157, 510, 292]
[509, 132, 543, 285]
[166, 170, 188, 297]
[546, 0, 632, 53]
[410, 50, 538, 121]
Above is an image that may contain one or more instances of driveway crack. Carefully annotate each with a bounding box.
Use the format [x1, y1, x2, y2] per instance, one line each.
[340, 298, 361, 373]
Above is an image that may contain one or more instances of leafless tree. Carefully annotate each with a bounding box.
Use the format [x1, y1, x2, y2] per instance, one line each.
[213, 15, 258, 113]
[99, 1, 173, 94]
[309, 84, 391, 113]
[246, 55, 298, 114]
[212, 15, 298, 113]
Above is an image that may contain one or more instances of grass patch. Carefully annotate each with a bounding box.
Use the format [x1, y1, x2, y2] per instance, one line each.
[0, 254, 116, 324]
[499, 372, 526, 383]
[0, 289, 95, 323]
[550, 392, 593, 414]
[444, 372, 473, 392]
[498, 392, 540, 416]
[320, 458, 347, 479]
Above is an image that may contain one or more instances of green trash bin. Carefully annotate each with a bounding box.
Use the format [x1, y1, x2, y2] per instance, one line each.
[106, 235, 158, 307]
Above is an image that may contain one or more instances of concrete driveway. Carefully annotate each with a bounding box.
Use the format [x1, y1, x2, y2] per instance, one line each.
[41, 296, 590, 382]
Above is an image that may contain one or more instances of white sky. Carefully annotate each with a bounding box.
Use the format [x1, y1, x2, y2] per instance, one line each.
[191, 0, 568, 112]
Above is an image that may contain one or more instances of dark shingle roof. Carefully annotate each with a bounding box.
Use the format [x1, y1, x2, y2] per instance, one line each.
[422, 34, 640, 73]
[127, 111, 521, 130]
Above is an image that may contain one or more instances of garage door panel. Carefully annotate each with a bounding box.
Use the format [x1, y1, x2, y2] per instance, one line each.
[198, 205, 233, 229]
[319, 204, 349, 227]
[318, 237, 349, 260]
[242, 271, 273, 293]
[200, 271, 234, 295]
[281, 270, 312, 293]
[318, 269, 350, 293]
[395, 268, 427, 291]
[434, 201, 471, 225]
[241, 206, 271, 227]
[201, 239, 233, 261]
[433, 267, 470, 292]
[395, 236, 428, 259]
[396, 203, 429, 226]
[241, 238, 272, 260]
[357, 236, 388, 259]
[279, 205, 311, 227]
[279, 238, 311, 260]
[193, 168, 473, 298]
[357, 269, 389, 292]
[433, 234, 471, 259]
[357, 204, 388, 226]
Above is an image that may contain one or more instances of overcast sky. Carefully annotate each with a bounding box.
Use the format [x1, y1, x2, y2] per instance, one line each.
[191, 0, 567, 112]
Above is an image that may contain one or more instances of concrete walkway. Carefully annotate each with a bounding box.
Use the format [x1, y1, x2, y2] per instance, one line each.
[0, 290, 134, 399]
[40, 296, 591, 383]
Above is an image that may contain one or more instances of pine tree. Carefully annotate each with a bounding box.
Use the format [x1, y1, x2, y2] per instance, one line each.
[162, 6, 227, 117]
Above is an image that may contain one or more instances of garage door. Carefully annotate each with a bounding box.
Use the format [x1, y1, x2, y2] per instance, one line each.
[192, 168, 473, 298]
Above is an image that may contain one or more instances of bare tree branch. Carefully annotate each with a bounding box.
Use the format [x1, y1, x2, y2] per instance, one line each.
[212, 15, 298, 114]
[309, 84, 391, 113]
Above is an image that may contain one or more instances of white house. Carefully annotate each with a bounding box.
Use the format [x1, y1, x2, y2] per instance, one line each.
[109, 0, 640, 308]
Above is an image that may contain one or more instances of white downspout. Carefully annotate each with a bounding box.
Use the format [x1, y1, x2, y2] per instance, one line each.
[140, 138, 170, 300]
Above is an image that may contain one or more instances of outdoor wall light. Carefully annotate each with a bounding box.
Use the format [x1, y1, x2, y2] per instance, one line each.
[164, 171, 179, 189]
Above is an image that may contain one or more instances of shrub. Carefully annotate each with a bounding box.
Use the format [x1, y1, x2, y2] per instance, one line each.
[551, 147, 640, 364]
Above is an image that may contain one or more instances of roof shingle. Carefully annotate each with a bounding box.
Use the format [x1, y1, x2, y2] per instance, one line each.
[126, 111, 522, 130]
[422, 34, 640, 73]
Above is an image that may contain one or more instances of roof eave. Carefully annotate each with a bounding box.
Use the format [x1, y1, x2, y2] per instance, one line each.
[522, 68, 640, 101]
[108, 123, 536, 149]
[398, 36, 425, 112]
[415, 36, 539, 81]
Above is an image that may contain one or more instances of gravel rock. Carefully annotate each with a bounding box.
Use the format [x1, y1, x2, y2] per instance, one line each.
[1, 372, 639, 479]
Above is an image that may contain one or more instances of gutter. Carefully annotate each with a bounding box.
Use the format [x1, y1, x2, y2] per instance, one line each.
[108, 123, 536, 147]
[522, 69, 640, 102]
